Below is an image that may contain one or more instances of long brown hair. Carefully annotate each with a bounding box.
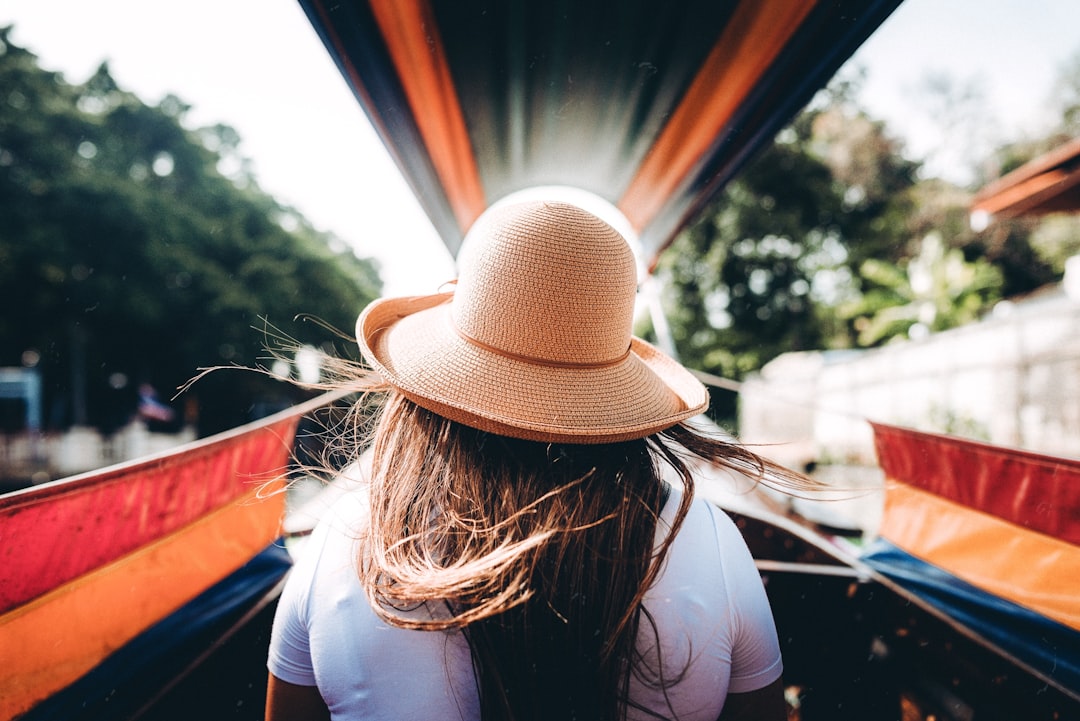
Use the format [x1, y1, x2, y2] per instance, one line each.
[353, 390, 804, 721]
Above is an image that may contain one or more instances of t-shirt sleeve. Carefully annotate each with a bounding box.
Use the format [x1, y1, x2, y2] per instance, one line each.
[266, 535, 322, 686]
[707, 503, 784, 693]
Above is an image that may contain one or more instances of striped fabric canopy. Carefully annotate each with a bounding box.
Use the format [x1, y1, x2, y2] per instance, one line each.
[298, 0, 903, 267]
[865, 423, 1080, 695]
[871, 422, 1080, 634]
[0, 411, 297, 718]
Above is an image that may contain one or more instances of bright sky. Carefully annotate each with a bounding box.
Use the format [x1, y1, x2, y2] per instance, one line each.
[850, 0, 1078, 181]
[2, 0, 1077, 295]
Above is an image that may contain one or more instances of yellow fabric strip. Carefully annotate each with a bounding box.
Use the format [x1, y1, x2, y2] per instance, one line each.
[879, 482, 1080, 632]
[0, 484, 284, 720]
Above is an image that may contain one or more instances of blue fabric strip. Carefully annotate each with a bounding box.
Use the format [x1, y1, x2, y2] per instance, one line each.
[861, 538, 1080, 694]
[24, 541, 292, 720]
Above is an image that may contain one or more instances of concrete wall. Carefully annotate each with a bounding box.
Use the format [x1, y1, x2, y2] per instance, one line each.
[740, 286, 1080, 469]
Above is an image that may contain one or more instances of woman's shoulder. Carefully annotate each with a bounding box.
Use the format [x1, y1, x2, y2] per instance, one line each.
[283, 475, 370, 585]
[652, 485, 758, 600]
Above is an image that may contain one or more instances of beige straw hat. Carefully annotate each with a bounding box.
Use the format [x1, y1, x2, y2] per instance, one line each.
[356, 201, 708, 443]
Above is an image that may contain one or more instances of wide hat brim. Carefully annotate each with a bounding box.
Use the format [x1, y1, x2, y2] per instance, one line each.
[356, 291, 709, 444]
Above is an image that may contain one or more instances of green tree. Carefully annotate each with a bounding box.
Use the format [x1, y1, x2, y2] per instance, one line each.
[840, 232, 1002, 346]
[0, 28, 381, 436]
[656, 89, 918, 423]
[808, 104, 921, 271]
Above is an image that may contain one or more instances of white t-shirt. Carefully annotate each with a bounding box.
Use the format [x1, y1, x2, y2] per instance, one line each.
[268, 484, 782, 720]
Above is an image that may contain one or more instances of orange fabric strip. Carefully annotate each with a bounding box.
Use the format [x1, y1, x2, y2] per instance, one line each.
[369, 0, 486, 233]
[0, 485, 284, 720]
[619, 0, 817, 233]
[973, 168, 1073, 218]
[879, 482, 1080, 632]
[971, 136, 1080, 214]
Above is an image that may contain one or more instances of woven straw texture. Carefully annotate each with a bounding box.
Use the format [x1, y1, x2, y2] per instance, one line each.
[357, 201, 708, 443]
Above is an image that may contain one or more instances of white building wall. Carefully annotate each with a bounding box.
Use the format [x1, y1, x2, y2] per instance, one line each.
[740, 288, 1080, 468]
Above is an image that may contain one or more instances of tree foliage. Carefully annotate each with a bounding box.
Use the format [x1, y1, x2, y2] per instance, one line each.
[840, 232, 1002, 346]
[656, 93, 919, 421]
[656, 55, 1080, 426]
[0, 28, 381, 435]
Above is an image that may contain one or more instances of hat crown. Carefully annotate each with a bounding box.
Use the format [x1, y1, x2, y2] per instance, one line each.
[452, 202, 638, 366]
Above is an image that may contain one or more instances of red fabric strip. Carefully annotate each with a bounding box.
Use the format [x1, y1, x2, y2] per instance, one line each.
[0, 413, 299, 614]
[0, 487, 285, 720]
[871, 422, 1080, 546]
